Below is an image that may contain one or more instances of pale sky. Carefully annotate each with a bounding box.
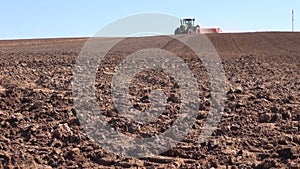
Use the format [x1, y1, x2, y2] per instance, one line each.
[0, 0, 299, 39]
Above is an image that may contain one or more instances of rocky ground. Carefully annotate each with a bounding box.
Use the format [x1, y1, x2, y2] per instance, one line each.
[0, 33, 299, 168]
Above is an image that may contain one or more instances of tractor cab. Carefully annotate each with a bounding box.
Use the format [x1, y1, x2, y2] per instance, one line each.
[181, 18, 195, 28]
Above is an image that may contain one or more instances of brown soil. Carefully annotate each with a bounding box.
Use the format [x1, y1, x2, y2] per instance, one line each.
[0, 32, 299, 168]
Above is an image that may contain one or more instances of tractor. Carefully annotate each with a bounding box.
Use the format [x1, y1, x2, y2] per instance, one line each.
[174, 18, 199, 34]
[175, 18, 221, 34]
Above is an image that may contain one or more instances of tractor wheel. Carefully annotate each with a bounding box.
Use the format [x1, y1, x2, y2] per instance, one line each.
[175, 28, 181, 35]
